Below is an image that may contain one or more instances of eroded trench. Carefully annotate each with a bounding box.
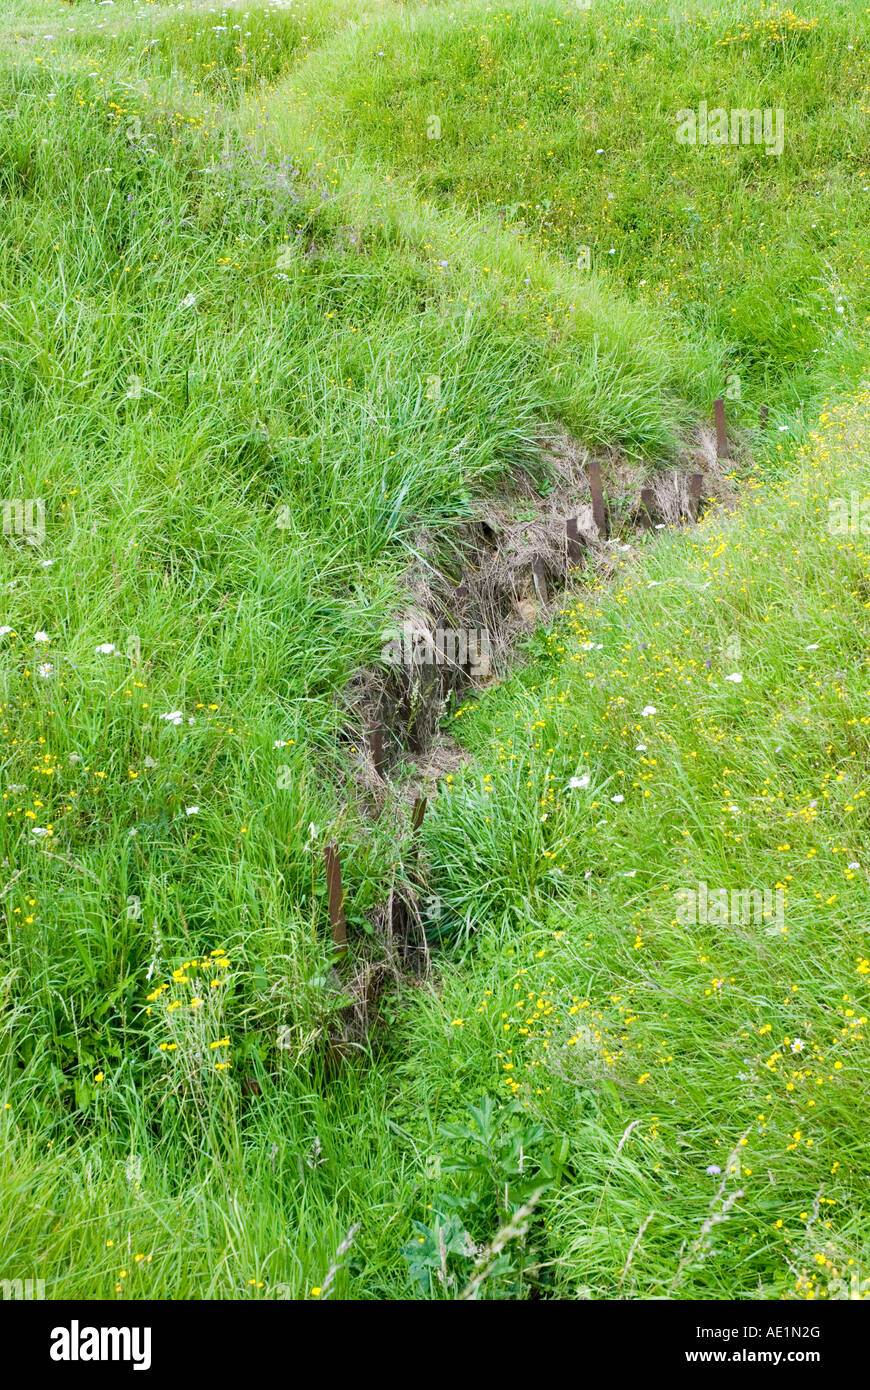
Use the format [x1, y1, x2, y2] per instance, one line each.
[325, 422, 737, 1058]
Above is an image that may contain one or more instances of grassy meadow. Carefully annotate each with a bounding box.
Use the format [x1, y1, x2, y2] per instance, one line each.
[0, 0, 869, 1302]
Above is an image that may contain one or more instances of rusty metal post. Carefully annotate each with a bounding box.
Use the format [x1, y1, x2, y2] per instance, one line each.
[589, 459, 607, 538]
[369, 722, 384, 777]
[688, 472, 703, 519]
[532, 555, 549, 605]
[323, 844, 347, 958]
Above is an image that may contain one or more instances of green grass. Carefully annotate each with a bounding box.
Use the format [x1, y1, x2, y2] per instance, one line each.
[0, 0, 868, 1301]
[406, 391, 870, 1297]
[302, 0, 870, 422]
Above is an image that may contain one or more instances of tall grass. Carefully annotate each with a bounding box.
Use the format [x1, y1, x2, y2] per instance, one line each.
[0, 0, 867, 1301]
[300, 0, 870, 421]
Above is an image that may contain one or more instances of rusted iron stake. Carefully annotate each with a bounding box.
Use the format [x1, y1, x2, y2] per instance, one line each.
[714, 398, 729, 459]
[369, 721, 384, 777]
[532, 555, 549, 606]
[323, 844, 347, 958]
[566, 516, 582, 562]
[688, 472, 703, 519]
[588, 459, 607, 538]
[640, 487, 657, 527]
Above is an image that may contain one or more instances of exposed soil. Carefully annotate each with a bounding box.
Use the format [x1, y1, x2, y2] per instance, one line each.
[342, 420, 737, 812]
[327, 417, 741, 1049]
